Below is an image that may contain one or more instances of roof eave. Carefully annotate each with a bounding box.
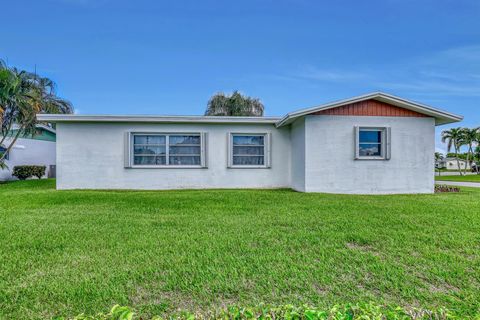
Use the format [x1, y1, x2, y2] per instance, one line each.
[36, 115, 281, 124]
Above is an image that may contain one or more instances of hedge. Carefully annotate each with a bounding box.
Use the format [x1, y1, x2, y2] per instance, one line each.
[57, 303, 476, 320]
[12, 165, 46, 180]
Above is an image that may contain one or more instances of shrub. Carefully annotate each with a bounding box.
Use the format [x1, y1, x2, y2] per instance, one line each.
[435, 185, 460, 193]
[12, 165, 46, 180]
[59, 303, 471, 320]
[31, 165, 46, 179]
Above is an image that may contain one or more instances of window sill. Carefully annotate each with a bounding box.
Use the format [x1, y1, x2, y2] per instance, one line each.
[228, 165, 271, 169]
[129, 165, 207, 169]
[355, 157, 387, 161]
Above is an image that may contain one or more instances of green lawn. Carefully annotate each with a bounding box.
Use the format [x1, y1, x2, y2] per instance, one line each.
[1, 180, 479, 319]
[436, 174, 480, 183]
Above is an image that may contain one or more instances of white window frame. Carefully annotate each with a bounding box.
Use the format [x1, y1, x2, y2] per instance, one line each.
[124, 132, 208, 168]
[228, 132, 271, 169]
[354, 126, 391, 160]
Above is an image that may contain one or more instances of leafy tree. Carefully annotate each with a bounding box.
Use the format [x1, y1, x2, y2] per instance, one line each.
[475, 146, 480, 162]
[474, 145, 480, 174]
[0, 60, 73, 169]
[446, 152, 468, 160]
[460, 127, 479, 175]
[205, 91, 264, 116]
[441, 128, 465, 175]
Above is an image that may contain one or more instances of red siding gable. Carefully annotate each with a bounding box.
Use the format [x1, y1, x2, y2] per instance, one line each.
[313, 99, 428, 117]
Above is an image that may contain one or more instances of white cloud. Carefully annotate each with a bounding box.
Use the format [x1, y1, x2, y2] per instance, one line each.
[294, 65, 368, 82]
[431, 45, 480, 64]
[282, 45, 480, 97]
[375, 45, 480, 96]
[374, 80, 480, 97]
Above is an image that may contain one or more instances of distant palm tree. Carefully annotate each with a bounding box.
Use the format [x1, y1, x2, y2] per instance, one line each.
[474, 130, 480, 174]
[0, 59, 73, 168]
[441, 128, 465, 176]
[434, 152, 444, 176]
[460, 127, 479, 175]
[474, 145, 480, 174]
[205, 91, 264, 116]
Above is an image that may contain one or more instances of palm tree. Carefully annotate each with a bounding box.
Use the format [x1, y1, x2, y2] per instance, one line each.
[434, 152, 444, 176]
[475, 132, 480, 174]
[441, 128, 465, 176]
[205, 91, 264, 116]
[474, 146, 480, 174]
[0, 60, 73, 168]
[460, 127, 479, 175]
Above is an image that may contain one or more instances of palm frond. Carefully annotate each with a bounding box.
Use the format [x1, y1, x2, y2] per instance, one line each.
[0, 60, 73, 168]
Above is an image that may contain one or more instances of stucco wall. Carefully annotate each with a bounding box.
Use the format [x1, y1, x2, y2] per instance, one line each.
[290, 119, 305, 192]
[56, 122, 291, 190]
[0, 138, 56, 181]
[55, 116, 436, 193]
[304, 115, 435, 194]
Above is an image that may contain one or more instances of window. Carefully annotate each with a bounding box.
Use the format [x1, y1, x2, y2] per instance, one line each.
[0, 145, 8, 160]
[228, 133, 271, 168]
[133, 135, 166, 165]
[355, 127, 391, 160]
[359, 129, 382, 157]
[168, 135, 202, 165]
[126, 133, 206, 167]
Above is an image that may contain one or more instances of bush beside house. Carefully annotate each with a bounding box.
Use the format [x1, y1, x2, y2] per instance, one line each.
[12, 165, 46, 180]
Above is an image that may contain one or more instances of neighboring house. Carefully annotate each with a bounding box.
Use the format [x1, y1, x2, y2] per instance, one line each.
[0, 125, 56, 181]
[437, 157, 474, 170]
[37, 92, 462, 194]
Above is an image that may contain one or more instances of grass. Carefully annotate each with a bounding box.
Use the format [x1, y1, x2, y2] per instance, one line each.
[435, 174, 480, 183]
[1, 180, 479, 319]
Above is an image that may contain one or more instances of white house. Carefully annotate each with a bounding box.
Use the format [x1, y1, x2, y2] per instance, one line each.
[0, 125, 57, 181]
[437, 157, 473, 170]
[37, 92, 462, 194]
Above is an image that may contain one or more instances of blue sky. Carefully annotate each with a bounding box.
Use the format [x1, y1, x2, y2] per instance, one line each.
[1, 0, 479, 153]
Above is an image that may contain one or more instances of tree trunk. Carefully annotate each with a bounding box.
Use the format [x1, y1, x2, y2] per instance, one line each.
[0, 122, 13, 146]
[468, 144, 475, 172]
[455, 147, 464, 176]
[465, 150, 470, 175]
